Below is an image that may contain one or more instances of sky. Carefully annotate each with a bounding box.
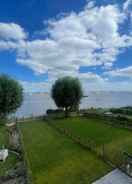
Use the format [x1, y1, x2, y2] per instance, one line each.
[0, 0, 132, 93]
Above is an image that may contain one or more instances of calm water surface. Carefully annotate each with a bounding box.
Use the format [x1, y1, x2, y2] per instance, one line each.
[14, 91, 132, 118]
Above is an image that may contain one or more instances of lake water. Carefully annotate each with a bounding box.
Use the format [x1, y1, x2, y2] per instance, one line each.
[14, 91, 132, 118]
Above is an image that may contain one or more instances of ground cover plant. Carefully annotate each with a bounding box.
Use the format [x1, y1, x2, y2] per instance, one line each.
[0, 123, 17, 176]
[19, 120, 110, 184]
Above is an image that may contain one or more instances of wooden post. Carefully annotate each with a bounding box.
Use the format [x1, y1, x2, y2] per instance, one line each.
[102, 144, 105, 160]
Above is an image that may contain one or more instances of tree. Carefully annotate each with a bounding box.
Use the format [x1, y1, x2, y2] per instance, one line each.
[51, 76, 83, 117]
[0, 75, 23, 119]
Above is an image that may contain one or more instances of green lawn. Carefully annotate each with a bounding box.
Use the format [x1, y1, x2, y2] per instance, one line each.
[0, 124, 17, 176]
[54, 117, 132, 163]
[19, 121, 110, 184]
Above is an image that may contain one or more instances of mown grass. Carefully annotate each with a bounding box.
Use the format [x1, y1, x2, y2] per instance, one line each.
[54, 117, 132, 163]
[0, 123, 17, 176]
[19, 120, 110, 184]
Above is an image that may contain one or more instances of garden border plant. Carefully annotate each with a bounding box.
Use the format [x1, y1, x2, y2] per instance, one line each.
[17, 122, 33, 184]
[0, 122, 28, 184]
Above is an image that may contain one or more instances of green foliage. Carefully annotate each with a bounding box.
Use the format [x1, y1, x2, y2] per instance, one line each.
[0, 75, 23, 118]
[110, 106, 132, 115]
[51, 77, 83, 115]
[0, 123, 18, 176]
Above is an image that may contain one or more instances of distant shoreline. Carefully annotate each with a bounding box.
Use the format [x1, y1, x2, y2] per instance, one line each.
[12, 91, 132, 118]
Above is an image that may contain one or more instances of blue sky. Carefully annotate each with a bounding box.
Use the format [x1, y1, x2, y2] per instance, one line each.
[0, 0, 132, 92]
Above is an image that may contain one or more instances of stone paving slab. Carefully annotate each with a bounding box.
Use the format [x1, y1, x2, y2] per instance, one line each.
[92, 169, 132, 184]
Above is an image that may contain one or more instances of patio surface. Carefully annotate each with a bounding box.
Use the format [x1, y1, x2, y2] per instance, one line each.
[92, 169, 132, 184]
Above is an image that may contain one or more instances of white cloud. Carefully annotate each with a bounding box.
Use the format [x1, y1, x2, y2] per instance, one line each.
[78, 72, 103, 82]
[16, 2, 132, 78]
[0, 23, 27, 41]
[83, 79, 132, 92]
[1, 2, 132, 92]
[0, 40, 18, 50]
[105, 66, 132, 78]
[0, 23, 27, 51]
[20, 80, 52, 93]
[20, 73, 132, 93]
[48, 69, 103, 84]
[85, 1, 95, 9]
[123, 0, 132, 11]
[123, 0, 132, 25]
[20, 73, 104, 93]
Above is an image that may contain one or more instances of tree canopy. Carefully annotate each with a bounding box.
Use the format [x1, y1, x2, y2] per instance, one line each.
[51, 76, 83, 116]
[0, 75, 23, 119]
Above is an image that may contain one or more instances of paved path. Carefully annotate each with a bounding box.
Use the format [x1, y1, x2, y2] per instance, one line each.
[92, 169, 132, 184]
